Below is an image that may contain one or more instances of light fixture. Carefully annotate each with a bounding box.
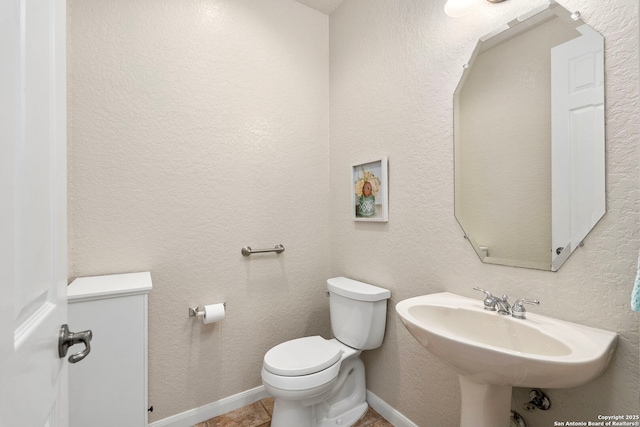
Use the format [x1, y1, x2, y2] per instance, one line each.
[444, 0, 507, 18]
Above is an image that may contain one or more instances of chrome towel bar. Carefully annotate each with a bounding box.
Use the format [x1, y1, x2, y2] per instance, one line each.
[241, 244, 285, 257]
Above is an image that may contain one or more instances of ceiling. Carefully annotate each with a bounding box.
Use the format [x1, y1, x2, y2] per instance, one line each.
[293, 0, 344, 15]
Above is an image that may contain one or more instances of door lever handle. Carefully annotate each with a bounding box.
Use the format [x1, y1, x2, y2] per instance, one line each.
[58, 324, 93, 364]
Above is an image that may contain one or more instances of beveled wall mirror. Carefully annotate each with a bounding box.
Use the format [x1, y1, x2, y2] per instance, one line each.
[454, 1, 605, 271]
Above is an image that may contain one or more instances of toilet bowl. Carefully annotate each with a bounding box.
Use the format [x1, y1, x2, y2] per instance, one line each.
[262, 337, 366, 427]
[261, 277, 391, 427]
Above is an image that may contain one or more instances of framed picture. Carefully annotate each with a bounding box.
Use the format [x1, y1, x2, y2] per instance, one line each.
[352, 157, 388, 222]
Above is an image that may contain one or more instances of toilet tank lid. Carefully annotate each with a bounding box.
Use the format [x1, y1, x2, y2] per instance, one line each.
[327, 277, 391, 302]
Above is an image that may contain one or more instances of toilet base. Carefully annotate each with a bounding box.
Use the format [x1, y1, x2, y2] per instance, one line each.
[269, 356, 367, 427]
[270, 400, 368, 427]
[316, 402, 367, 427]
[271, 399, 315, 427]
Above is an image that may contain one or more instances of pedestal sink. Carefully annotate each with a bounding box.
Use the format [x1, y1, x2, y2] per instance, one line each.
[396, 292, 617, 427]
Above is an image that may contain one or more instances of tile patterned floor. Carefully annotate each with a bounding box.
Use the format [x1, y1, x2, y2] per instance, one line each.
[193, 397, 395, 427]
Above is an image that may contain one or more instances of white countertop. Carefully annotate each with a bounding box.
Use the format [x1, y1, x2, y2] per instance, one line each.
[68, 271, 152, 302]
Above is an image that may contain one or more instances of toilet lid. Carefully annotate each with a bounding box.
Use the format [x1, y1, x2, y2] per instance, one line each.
[263, 336, 342, 377]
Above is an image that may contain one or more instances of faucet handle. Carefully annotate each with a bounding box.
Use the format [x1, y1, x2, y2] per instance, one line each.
[473, 286, 492, 297]
[512, 298, 540, 319]
[473, 287, 496, 311]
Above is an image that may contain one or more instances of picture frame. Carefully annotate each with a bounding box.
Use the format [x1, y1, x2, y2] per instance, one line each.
[352, 157, 388, 222]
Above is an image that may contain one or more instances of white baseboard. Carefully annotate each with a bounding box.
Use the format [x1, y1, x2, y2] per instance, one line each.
[148, 386, 416, 427]
[147, 386, 269, 427]
[366, 390, 419, 427]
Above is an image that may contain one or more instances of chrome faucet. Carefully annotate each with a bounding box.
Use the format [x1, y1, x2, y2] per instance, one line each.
[493, 295, 512, 315]
[511, 298, 540, 320]
[473, 287, 511, 315]
[473, 287, 539, 319]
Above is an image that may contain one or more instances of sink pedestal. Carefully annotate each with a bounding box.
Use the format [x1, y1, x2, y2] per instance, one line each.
[459, 375, 512, 427]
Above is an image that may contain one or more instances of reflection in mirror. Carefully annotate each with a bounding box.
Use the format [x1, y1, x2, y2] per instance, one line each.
[454, 1, 605, 271]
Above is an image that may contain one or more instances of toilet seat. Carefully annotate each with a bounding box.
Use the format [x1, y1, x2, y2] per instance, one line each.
[262, 337, 349, 392]
[264, 336, 342, 376]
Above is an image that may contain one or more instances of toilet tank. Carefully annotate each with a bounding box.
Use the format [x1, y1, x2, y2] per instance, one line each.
[327, 277, 391, 350]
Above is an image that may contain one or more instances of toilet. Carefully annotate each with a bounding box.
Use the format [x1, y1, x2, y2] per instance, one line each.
[261, 277, 391, 427]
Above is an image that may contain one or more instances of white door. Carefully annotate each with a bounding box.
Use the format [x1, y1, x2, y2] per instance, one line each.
[0, 0, 70, 425]
[551, 24, 605, 271]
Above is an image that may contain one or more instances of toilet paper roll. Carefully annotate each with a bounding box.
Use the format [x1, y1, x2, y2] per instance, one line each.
[202, 303, 225, 324]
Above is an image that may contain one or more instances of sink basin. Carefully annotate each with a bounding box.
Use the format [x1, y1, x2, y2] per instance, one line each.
[396, 292, 617, 427]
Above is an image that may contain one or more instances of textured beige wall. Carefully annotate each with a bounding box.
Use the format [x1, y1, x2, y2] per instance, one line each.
[68, 0, 639, 425]
[330, 0, 638, 426]
[67, 0, 329, 421]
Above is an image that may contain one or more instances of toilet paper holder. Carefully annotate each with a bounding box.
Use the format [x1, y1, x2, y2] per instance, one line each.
[189, 303, 226, 318]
